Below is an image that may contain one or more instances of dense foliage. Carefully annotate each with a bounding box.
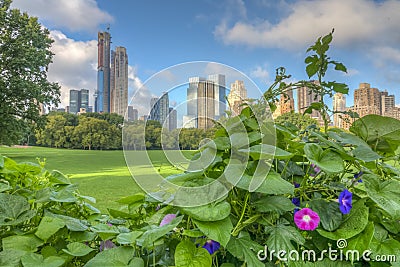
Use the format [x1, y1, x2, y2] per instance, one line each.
[0, 0, 60, 145]
[1, 31, 400, 267]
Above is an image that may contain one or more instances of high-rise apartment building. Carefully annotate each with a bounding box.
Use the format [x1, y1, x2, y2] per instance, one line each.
[354, 83, 381, 117]
[110, 47, 128, 117]
[169, 107, 177, 131]
[184, 74, 226, 129]
[69, 89, 90, 114]
[333, 93, 346, 128]
[96, 31, 111, 113]
[208, 74, 226, 119]
[127, 106, 138, 121]
[197, 80, 216, 129]
[381, 90, 395, 115]
[149, 93, 169, 129]
[274, 89, 295, 118]
[228, 80, 247, 115]
[297, 81, 324, 125]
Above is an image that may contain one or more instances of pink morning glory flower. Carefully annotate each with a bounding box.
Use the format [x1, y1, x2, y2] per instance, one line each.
[159, 214, 176, 227]
[339, 189, 352, 214]
[294, 208, 320, 231]
[310, 164, 321, 177]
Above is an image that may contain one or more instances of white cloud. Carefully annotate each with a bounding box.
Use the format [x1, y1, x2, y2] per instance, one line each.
[250, 65, 270, 82]
[343, 68, 360, 77]
[215, 0, 400, 50]
[48, 30, 98, 108]
[128, 66, 153, 116]
[12, 0, 113, 32]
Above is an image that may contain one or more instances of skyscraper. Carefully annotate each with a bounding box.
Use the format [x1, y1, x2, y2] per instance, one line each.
[69, 89, 81, 114]
[69, 89, 90, 114]
[381, 90, 395, 115]
[110, 47, 128, 117]
[354, 83, 381, 117]
[228, 80, 247, 115]
[96, 31, 111, 113]
[297, 81, 324, 125]
[169, 107, 177, 131]
[333, 93, 346, 128]
[197, 80, 215, 129]
[184, 74, 226, 129]
[149, 93, 169, 129]
[208, 74, 226, 119]
[127, 106, 138, 121]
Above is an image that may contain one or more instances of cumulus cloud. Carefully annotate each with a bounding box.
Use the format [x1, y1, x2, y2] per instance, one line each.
[250, 65, 270, 82]
[48, 30, 98, 108]
[215, 0, 400, 50]
[12, 0, 113, 32]
[128, 65, 154, 116]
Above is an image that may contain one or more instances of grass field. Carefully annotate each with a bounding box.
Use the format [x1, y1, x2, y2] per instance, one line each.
[0, 146, 194, 211]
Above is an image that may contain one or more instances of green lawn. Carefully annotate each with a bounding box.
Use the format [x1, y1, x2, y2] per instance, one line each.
[0, 146, 194, 212]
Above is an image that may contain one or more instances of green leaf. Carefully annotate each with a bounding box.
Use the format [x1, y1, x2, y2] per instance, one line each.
[47, 213, 88, 231]
[128, 258, 144, 267]
[363, 174, 400, 220]
[35, 216, 65, 241]
[175, 240, 212, 267]
[0, 249, 27, 267]
[69, 231, 97, 242]
[90, 223, 120, 240]
[239, 144, 293, 160]
[116, 231, 143, 245]
[49, 170, 71, 185]
[50, 184, 78, 203]
[62, 242, 94, 257]
[230, 132, 251, 149]
[116, 193, 145, 205]
[84, 247, 135, 267]
[309, 199, 343, 231]
[317, 199, 369, 240]
[138, 215, 183, 247]
[21, 253, 65, 267]
[352, 145, 382, 162]
[306, 62, 319, 78]
[182, 229, 204, 238]
[345, 221, 374, 254]
[2, 235, 44, 252]
[350, 115, 400, 155]
[0, 182, 11, 192]
[304, 143, 344, 173]
[255, 196, 295, 214]
[0, 156, 4, 168]
[236, 170, 294, 195]
[0, 193, 35, 226]
[265, 224, 305, 252]
[226, 235, 264, 267]
[181, 201, 230, 222]
[193, 217, 232, 247]
[205, 136, 230, 150]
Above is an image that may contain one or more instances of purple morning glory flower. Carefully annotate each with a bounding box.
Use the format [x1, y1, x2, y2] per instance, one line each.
[99, 240, 116, 251]
[354, 171, 363, 182]
[310, 164, 321, 177]
[159, 214, 176, 227]
[293, 182, 300, 188]
[202, 240, 220, 254]
[294, 208, 300, 214]
[339, 189, 352, 214]
[292, 197, 300, 207]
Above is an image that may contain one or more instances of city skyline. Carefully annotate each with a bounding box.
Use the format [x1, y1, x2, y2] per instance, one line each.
[11, 0, 400, 117]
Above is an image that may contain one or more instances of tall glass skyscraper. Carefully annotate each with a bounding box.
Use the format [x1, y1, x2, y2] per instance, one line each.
[96, 31, 111, 113]
[110, 47, 128, 117]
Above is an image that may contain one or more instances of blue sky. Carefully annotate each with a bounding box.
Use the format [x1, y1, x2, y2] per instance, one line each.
[12, 0, 400, 116]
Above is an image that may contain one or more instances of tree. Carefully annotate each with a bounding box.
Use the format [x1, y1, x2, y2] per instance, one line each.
[0, 0, 60, 145]
[275, 111, 318, 132]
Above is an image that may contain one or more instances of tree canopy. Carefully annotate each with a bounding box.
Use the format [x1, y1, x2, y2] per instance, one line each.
[0, 0, 60, 144]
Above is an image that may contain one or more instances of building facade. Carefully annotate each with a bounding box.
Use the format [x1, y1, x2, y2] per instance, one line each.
[333, 93, 346, 128]
[149, 93, 169, 129]
[354, 83, 381, 117]
[381, 90, 395, 115]
[110, 47, 128, 117]
[169, 107, 177, 131]
[96, 31, 111, 113]
[127, 106, 138, 121]
[228, 80, 247, 115]
[297, 81, 324, 125]
[69, 89, 90, 114]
